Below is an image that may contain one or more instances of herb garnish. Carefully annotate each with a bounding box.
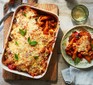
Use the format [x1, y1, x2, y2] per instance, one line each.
[34, 56, 39, 59]
[15, 41, 18, 45]
[74, 57, 81, 65]
[22, 12, 26, 17]
[28, 37, 38, 46]
[19, 29, 27, 36]
[14, 54, 18, 61]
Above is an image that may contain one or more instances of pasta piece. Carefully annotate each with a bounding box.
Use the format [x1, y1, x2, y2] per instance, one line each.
[43, 21, 49, 34]
[39, 16, 51, 21]
[72, 49, 77, 60]
[85, 56, 91, 63]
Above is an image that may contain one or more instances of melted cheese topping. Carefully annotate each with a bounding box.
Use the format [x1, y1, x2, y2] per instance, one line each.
[78, 36, 90, 52]
[77, 36, 90, 52]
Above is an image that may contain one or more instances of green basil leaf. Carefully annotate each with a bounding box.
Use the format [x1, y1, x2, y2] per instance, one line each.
[22, 12, 26, 17]
[15, 41, 18, 45]
[34, 56, 39, 59]
[28, 37, 31, 44]
[14, 54, 18, 60]
[74, 57, 81, 65]
[19, 29, 26, 36]
[30, 41, 38, 46]
[28, 37, 38, 46]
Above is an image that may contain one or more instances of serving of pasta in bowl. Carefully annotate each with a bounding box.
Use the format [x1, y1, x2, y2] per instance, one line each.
[61, 25, 93, 68]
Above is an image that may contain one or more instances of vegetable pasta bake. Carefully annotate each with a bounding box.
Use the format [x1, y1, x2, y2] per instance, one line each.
[3, 6, 58, 77]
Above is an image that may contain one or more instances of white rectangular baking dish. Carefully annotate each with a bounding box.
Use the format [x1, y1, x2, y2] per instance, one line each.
[1, 4, 59, 79]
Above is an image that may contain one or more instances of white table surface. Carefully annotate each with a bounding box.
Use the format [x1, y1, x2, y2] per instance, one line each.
[0, 0, 93, 85]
